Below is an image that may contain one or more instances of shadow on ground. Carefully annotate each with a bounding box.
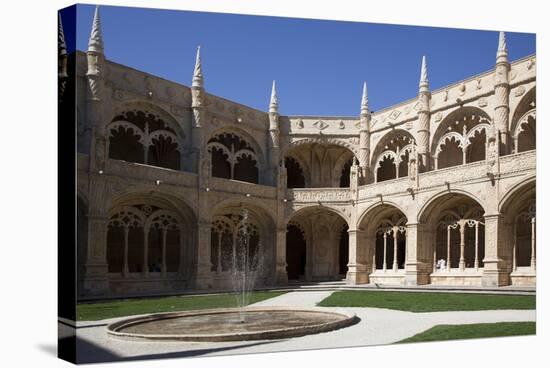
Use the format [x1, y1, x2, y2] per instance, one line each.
[76, 336, 282, 364]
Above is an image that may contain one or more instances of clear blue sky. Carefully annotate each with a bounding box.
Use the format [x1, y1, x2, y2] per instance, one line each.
[68, 4, 535, 116]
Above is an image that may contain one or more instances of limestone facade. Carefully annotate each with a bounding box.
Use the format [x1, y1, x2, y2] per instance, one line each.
[65, 8, 536, 297]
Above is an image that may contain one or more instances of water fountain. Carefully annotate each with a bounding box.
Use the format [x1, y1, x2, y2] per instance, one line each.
[107, 209, 359, 342]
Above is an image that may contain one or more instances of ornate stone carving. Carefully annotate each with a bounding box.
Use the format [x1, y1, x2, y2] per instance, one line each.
[389, 110, 401, 120]
[514, 85, 526, 97]
[313, 120, 329, 130]
[458, 82, 466, 96]
[296, 119, 304, 129]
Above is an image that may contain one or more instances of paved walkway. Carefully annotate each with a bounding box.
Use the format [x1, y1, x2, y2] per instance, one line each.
[74, 291, 536, 364]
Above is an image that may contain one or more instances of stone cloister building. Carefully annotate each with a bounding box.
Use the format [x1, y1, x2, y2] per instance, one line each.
[64, 8, 536, 297]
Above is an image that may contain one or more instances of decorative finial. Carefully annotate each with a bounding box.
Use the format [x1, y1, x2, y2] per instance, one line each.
[496, 31, 508, 63]
[269, 80, 279, 113]
[419, 55, 429, 92]
[192, 45, 204, 88]
[360, 82, 369, 115]
[58, 12, 67, 57]
[88, 5, 104, 54]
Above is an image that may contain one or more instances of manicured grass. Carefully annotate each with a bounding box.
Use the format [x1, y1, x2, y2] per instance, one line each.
[317, 291, 536, 312]
[77, 291, 286, 321]
[398, 322, 536, 343]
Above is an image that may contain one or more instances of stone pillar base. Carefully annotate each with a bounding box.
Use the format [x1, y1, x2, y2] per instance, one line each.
[404, 271, 430, 286]
[404, 261, 431, 286]
[82, 261, 109, 296]
[481, 270, 510, 287]
[346, 270, 369, 285]
[194, 265, 213, 290]
[276, 271, 288, 285]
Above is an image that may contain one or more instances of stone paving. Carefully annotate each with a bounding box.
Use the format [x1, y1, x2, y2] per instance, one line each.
[75, 291, 536, 364]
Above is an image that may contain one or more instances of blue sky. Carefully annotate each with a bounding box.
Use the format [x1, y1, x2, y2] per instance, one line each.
[68, 4, 535, 116]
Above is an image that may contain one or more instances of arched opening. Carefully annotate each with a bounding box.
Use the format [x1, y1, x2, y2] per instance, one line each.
[339, 159, 352, 188]
[108, 126, 144, 164]
[211, 147, 231, 179]
[208, 132, 259, 184]
[286, 207, 348, 281]
[147, 135, 180, 170]
[511, 87, 536, 154]
[105, 195, 194, 294]
[419, 192, 485, 282]
[285, 156, 306, 188]
[234, 153, 259, 183]
[285, 143, 355, 188]
[286, 223, 306, 280]
[209, 204, 274, 289]
[465, 129, 486, 163]
[437, 136, 462, 169]
[432, 107, 491, 170]
[398, 151, 409, 178]
[361, 206, 407, 272]
[517, 115, 536, 152]
[371, 130, 415, 182]
[500, 179, 536, 284]
[338, 224, 349, 275]
[376, 155, 396, 182]
[108, 110, 182, 170]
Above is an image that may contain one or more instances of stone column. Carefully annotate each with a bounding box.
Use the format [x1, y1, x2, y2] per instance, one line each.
[459, 220, 466, 271]
[474, 222, 480, 271]
[143, 228, 149, 277]
[446, 225, 452, 271]
[392, 227, 399, 271]
[161, 228, 167, 276]
[194, 221, 213, 289]
[359, 82, 371, 183]
[346, 229, 368, 284]
[481, 213, 509, 286]
[275, 228, 288, 284]
[382, 231, 388, 272]
[83, 213, 109, 295]
[404, 222, 430, 286]
[122, 227, 129, 277]
[417, 56, 431, 170]
[494, 32, 510, 152]
[530, 217, 536, 271]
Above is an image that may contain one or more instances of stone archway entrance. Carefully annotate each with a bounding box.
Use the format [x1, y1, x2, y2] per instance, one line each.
[286, 222, 306, 280]
[286, 207, 348, 282]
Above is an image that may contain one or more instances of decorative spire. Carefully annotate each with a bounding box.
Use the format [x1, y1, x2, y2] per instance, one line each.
[269, 80, 279, 113]
[58, 12, 67, 57]
[360, 82, 369, 115]
[496, 31, 508, 63]
[419, 55, 429, 92]
[88, 5, 104, 54]
[192, 46, 204, 88]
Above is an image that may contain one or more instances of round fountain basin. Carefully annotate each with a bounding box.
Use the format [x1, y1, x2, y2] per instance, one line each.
[107, 307, 359, 342]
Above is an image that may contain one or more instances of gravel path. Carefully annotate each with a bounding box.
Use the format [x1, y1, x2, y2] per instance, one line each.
[74, 290, 536, 364]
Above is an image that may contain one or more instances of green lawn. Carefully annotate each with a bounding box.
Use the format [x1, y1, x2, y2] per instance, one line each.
[398, 322, 536, 343]
[317, 291, 536, 312]
[77, 291, 286, 321]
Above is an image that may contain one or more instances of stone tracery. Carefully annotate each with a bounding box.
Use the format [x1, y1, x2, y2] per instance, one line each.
[107, 110, 183, 170]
